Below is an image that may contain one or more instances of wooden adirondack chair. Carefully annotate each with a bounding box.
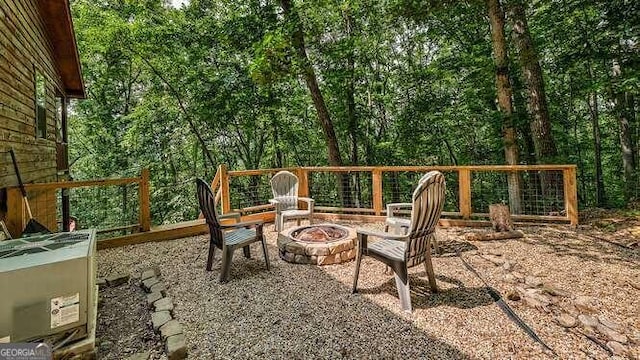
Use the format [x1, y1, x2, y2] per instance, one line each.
[352, 171, 446, 312]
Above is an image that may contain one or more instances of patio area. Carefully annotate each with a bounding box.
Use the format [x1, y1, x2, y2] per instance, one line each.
[96, 222, 640, 359]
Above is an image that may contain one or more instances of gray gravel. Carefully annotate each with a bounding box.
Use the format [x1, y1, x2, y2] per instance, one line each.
[97, 222, 640, 359]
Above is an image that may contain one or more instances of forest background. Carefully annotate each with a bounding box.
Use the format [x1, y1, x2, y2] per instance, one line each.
[68, 0, 639, 226]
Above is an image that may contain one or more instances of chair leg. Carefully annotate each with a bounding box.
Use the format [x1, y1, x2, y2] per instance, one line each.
[308, 214, 313, 225]
[296, 218, 301, 226]
[352, 237, 364, 293]
[260, 236, 270, 271]
[219, 247, 234, 283]
[432, 237, 440, 255]
[206, 242, 216, 271]
[424, 244, 438, 293]
[393, 267, 412, 312]
[243, 245, 251, 258]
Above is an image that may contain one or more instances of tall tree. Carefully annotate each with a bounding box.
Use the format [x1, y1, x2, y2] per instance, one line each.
[508, 0, 558, 163]
[279, 0, 344, 167]
[487, 0, 522, 213]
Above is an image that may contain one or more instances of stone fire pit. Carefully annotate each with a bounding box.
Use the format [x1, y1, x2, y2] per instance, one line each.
[277, 224, 357, 265]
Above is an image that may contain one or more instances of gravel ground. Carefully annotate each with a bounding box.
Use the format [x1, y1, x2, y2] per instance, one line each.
[97, 222, 640, 359]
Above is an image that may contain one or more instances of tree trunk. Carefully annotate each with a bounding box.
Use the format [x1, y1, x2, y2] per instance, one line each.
[487, 0, 522, 214]
[611, 60, 637, 202]
[280, 0, 343, 168]
[587, 66, 606, 206]
[280, 0, 353, 206]
[344, 8, 361, 207]
[508, 1, 558, 163]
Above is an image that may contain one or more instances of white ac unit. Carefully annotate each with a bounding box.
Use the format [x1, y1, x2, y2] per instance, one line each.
[0, 230, 96, 344]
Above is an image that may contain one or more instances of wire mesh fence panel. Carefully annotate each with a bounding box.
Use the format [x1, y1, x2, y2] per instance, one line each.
[41, 183, 142, 238]
[470, 171, 510, 214]
[519, 170, 565, 216]
[228, 173, 274, 211]
[381, 171, 460, 214]
[152, 179, 200, 224]
[470, 170, 565, 216]
[308, 171, 373, 212]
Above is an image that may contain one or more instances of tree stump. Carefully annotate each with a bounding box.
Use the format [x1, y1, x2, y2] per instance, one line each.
[489, 204, 513, 232]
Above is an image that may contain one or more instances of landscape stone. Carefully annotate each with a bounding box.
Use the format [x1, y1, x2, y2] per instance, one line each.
[147, 292, 163, 307]
[578, 314, 599, 328]
[606, 341, 627, 356]
[150, 282, 167, 296]
[511, 272, 525, 281]
[557, 313, 577, 328]
[166, 334, 188, 360]
[160, 320, 183, 340]
[96, 277, 107, 287]
[574, 296, 597, 313]
[328, 241, 350, 254]
[141, 269, 156, 280]
[506, 291, 521, 301]
[598, 316, 622, 332]
[598, 324, 628, 344]
[282, 251, 296, 263]
[154, 297, 174, 313]
[524, 276, 543, 288]
[106, 273, 130, 287]
[142, 277, 160, 292]
[294, 254, 311, 264]
[503, 274, 518, 284]
[305, 245, 330, 256]
[285, 241, 306, 255]
[151, 311, 172, 331]
[541, 285, 570, 297]
[124, 352, 150, 360]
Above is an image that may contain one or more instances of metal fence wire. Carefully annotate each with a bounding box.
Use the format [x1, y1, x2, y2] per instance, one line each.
[471, 170, 565, 216]
[308, 171, 373, 212]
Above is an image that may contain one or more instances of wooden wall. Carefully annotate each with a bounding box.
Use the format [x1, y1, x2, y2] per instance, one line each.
[0, 0, 65, 188]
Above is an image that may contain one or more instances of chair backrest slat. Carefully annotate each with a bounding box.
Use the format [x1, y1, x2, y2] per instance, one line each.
[270, 171, 299, 210]
[406, 171, 446, 266]
[196, 178, 224, 248]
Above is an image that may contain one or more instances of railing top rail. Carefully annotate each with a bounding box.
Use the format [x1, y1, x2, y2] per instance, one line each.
[19, 177, 140, 191]
[227, 164, 577, 175]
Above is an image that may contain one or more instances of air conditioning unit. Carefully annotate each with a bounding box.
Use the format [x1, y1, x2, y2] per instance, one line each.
[0, 230, 96, 344]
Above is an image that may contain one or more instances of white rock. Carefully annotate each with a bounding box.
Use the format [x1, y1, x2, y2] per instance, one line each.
[557, 313, 577, 328]
[578, 314, 599, 328]
[606, 341, 627, 356]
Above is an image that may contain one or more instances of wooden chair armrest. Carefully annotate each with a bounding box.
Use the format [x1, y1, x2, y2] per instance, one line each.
[221, 220, 264, 230]
[355, 228, 407, 241]
[219, 212, 241, 222]
[298, 197, 314, 203]
[386, 203, 412, 216]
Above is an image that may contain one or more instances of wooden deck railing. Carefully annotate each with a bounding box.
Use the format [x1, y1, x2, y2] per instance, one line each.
[5, 169, 151, 238]
[5, 164, 577, 248]
[213, 164, 578, 226]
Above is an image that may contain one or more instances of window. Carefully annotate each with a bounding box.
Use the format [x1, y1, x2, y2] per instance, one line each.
[34, 68, 46, 139]
[55, 94, 65, 142]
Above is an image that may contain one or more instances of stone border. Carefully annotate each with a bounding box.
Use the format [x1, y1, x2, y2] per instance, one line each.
[139, 268, 188, 360]
[277, 224, 357, 265]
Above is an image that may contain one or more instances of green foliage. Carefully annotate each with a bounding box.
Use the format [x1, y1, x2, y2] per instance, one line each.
[67, 0, 639, 228]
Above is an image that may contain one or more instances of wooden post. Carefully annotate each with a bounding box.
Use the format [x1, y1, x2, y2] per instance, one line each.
[297, 168, 309, 210]
[5, 188, 25, 238]
[563, 166, 578, 226]
[219, 164, 231, 214]
[459, 168, 472, 219]
[139, 168, 151, 232]
[297, 168, 309, 198]
[372, 168, 383, 215]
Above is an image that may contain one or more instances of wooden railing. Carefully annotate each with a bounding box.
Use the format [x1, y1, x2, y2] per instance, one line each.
[4, 164, 577, 248]
[5, 169, 151, 238]
[212, 164, 578, 226]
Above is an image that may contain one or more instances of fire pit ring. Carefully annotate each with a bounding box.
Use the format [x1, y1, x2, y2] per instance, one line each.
[277, 223, 357, 265]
